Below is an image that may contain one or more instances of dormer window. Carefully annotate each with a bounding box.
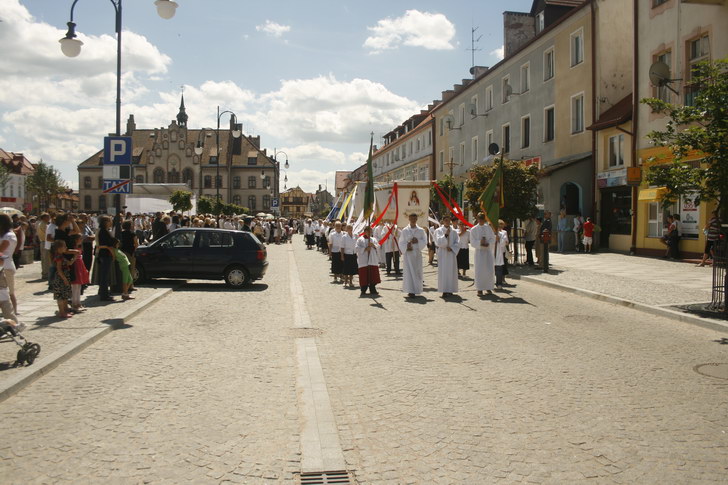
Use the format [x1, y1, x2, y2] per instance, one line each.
[536, 12, 545, 33]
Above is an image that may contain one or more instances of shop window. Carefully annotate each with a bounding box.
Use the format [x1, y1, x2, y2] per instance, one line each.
[648, 201, 673, 238]
[601, 188, 632, 235]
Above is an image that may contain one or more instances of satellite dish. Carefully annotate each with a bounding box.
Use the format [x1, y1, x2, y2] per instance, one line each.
[469, 103, 477, 116]
[442, 114, 459, 131]
[504, 83, 513, 98]
[649, 61, 671, 86]
[649, 61, 680, 94]
[488, 143, 500, 156]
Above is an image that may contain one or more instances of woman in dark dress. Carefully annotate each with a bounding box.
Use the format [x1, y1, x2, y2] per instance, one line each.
[120, 220, 138, 292]
[96, 216, 117, 301]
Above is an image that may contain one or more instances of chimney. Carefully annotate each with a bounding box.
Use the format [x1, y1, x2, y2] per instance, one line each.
[503, 11, 535, 58]
[469, 66, 489, 78]
[125, 114, 136, 135]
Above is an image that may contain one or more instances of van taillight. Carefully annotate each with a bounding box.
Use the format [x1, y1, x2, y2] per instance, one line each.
[256, 250, 265, 260]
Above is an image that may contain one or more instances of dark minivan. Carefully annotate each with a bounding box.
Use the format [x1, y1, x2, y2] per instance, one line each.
[134, 228, 267, 288]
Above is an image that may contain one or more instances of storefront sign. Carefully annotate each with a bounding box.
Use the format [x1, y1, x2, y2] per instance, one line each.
[626, 167, 642, 186]
[0, 197, 16, 202]
[522, 156, 541, 170]
[680, 191, 700, 239]
[597, 168, 627, 188]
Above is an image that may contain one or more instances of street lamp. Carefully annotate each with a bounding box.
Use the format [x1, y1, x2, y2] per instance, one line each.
[216, 107, 240, 219]
[271, 149, 289, 213]
[60, 0, 178, 137]
[195, 127, 214, 200]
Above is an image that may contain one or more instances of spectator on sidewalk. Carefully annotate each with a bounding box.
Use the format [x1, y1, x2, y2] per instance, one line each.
[37, 214, 50, 278]
[95, 215, 116, 302]
[69, 234, 89, 313]
[151, 212, 168, 241]
[699, 210, 721, 267]
[573, 213, 584, 253]
[540, 212, 552, 272]
[78, 214, 95, 271]
[0, 214, 18, 315]
[583, 217, 595, 253]
[51, 239, 76, 319]
[120, 220, 138, 293]
[45, 214, 57, 288]
[557, 209, 570, 252]
[524, 216, 537, 266]
[495, 220, 510, 290]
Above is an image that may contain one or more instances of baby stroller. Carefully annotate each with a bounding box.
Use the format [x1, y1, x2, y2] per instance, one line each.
[0, 321, 41, 366]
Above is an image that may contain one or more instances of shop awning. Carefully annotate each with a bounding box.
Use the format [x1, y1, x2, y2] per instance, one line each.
[638, 187, 667, 201]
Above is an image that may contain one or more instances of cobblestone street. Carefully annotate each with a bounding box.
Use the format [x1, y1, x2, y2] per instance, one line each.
[0, 239, 727, 483]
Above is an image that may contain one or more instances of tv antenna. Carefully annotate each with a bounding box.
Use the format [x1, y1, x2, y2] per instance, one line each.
[467, 26, 483, 75]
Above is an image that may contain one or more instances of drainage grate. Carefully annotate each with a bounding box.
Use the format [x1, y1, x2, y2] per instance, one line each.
[299, 470, 352, 484]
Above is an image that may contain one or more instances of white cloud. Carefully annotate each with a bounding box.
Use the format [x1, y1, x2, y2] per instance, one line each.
[282, 144, 347, 166]
[364, 10, 455, 53]
[490, 45, 505, 61]
[256, 20, 291, 38]
[285, 168, 335, 194]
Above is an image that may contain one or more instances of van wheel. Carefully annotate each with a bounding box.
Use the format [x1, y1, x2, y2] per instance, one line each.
[224, 266, 250, 288]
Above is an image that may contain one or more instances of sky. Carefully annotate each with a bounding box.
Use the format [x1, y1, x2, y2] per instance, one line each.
[0, 0, 533, 193]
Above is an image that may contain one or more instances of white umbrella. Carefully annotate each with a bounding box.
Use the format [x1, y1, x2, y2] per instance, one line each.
[0, 207, 22, 215]
[256, 212, 267, 218]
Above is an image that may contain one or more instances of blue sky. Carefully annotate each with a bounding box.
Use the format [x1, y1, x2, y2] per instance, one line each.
[0, 0, 533, 192]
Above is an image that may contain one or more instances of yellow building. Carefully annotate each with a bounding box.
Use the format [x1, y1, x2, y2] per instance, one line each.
[634, 0, 727, 258]
[280, 186, 311, 218]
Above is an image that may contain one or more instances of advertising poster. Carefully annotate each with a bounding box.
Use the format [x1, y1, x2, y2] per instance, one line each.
[680, 191, 700, 239]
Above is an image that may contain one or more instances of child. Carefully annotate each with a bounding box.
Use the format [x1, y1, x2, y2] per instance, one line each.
[51, 240, 76, 318]
[114, 242, 134, 301]
[69, 234, 89, 312]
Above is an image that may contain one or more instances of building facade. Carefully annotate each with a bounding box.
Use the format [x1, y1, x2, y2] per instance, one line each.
[78, 98, 280, 214]
[432, 0, 631, 248]
[372, 110, 435, 184]
[0, 149, 34, 212]
[280, 186, 311, 218]
[634, 0, 728, 258]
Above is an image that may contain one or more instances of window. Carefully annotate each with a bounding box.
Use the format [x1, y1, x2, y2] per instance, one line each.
[232, 195, 241, 206]
[544, 48, 555, 81]
[470, 95, 479, 117]
[653, 0, 668, 6]
[521, 115, 531, 148]
[263, 195, 271, 209]
[167, 170, 180, 183]
[485, 130, 494, 153]
[520, 63, 530, 93]
[471, 136, 478, 163]
[536, 11, 545, 33]
[263, 176, 271, 188]
[83, 176, 91, 189]
[248, 156, 257, 166]
[571, 94, 584, 133]
[153, 168, 164, 183]
[459, 142, 465, 164]
[502, 124, 511, 154]
[182, 168, 193, 187]
[248, 195, 256, 210]
[655, 51, 672, 103]
[459, 104, 466, 125]
[204, 175, 212, 188]
[200, 231, 234, 248]
[439, 151, 444, 172]
[84, 195, 91, 210]
[98, 195, 106, 211]
[485, 85, 494, 111]
[209, 155, 218, 164]
[502, 76, 511, 103]
[648, 201, 673, 237]
[440, 120, 445, 136]
[448, 147, 455, 166]
[427, 131, 432, 146]
[686, 34, 710, 106]
[416, 137, 421, 152]
[159, 231, 195, 248]
[248, 176, 256, 189]
[135, 174, 144, 184]
[609, 134, 625, 167]
[544, 106, 555, 142]
[571, 29, 584, 67]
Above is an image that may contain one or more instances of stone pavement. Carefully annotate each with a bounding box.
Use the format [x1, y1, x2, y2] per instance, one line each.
[512, 251, 713, 306]
[0, 260, 175, 374]
[0, 240, 726, 484]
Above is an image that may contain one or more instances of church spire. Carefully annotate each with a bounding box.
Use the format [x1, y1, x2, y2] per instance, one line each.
[176, 92, 188, 127]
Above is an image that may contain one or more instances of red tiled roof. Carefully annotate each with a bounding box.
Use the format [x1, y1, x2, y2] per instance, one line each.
[587, 94, 632, 131]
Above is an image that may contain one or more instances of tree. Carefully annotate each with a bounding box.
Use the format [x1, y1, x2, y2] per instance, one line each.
[168, 190, 193, 213]
[464, 160, 539, 222]
[431, 174, 460, 215]
[25, 161, 66, 211]
[197, 196, 215, 214]
[641, 58, 728, 210]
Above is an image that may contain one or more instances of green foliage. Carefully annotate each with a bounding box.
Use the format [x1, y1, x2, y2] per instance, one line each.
[197, 196, 214, 214]
[168, 190, 193, 213]
[431, 175, 460, 212]
[196, 196, 248, 216]
[25, 161, 66, 209]
[641, 58, 728, 209]
[464, 159, 539, 221]
[0, 165, 10, 192]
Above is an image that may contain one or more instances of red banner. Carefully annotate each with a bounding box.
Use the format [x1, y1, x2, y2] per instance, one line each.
[432, 183, 473, 228]
[378, 184, 400, 245]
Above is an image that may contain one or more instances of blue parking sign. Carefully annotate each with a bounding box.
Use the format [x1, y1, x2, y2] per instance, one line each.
[271, 198, 279, 208]
[103, 136, 132, 165]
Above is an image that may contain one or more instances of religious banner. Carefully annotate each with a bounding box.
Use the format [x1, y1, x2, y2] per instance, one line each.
[376, 181, 430, 224]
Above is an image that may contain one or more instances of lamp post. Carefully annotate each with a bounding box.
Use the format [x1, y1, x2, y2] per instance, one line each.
[269, 149, 289, 214]
[214, 108, 240, 219]
[194, 127, 214, 201]
[59, 0, 178, 137]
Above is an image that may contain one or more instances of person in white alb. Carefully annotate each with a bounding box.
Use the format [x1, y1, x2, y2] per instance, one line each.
[328, 221, 344, 283]
[374, 223, 387, 268]
[495, 219, 510, 289]
[355, 226, 381, 296]
[469, 212, 496, 296]
[434, 215, 459, 298]
[456, 220, 470, 278]
[303, 219, 315, 249]
[399, 213, 426, 298]
[340, 224, 358, 288]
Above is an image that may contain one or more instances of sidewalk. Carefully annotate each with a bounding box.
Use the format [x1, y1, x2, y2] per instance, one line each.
[0, 260, 174, 379]
[511, 251, 713, 306]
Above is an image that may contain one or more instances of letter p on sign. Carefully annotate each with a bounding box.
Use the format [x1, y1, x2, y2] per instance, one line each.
[103, 136, 132, 165]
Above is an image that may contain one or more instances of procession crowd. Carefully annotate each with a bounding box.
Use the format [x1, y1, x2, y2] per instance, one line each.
[302, 212, 556, 299]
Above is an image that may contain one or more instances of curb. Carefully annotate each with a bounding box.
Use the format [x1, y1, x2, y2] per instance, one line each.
[513, 273, 728, 334]
[0, 287, 175, 403]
